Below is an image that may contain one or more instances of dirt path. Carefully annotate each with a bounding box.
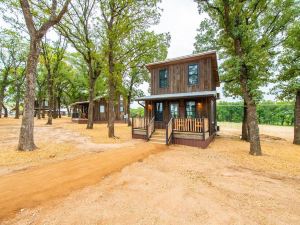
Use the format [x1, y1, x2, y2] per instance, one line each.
[3, 143, 300, 225]
[0, 142, 167, 221]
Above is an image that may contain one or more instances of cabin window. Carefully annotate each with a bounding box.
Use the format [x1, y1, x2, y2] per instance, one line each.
[155, 102, 163, 121]
[159, 69, 168, 88]
[186, 101, 196, 118]
[99, 105, 105, 113]
[188, 64, 199, 85]
[170, 103, 179, 118]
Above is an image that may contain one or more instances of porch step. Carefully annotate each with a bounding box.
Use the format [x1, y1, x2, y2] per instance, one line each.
[148, 130, 166, 144]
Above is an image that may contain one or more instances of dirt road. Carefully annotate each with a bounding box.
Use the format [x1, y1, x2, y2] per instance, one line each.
[0, 143, 167, 220]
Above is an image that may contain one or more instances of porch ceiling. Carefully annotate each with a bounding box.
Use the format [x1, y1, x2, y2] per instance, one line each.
[135, 91, 217, 101]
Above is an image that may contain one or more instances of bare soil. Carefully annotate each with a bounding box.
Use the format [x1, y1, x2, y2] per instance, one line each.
[0, 118, 300, 225]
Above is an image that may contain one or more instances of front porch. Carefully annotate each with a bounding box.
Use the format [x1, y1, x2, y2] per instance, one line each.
[132, 92, 218, 148]
[132, 117, 214, 148]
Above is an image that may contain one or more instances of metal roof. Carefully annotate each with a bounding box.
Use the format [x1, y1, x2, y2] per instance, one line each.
[135, 91, 218, 101]
[146, 50, 217, 68]
[70, 96, 106, 106]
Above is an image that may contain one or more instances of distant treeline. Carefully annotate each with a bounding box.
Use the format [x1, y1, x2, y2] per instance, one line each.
[217, 101, 294, 126]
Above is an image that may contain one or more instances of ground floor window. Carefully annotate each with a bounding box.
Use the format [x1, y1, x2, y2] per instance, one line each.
[170, 103, 179, 118]
[186, 101, 196, 118]
[99, 105, 105, 113]
[155, 102, 163, 121]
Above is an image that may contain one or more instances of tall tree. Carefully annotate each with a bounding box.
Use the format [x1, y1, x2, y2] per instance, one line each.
[57, 0, 102, 129]
[274, 20, 300, 145]
[195, 0, 297, 155]
[194, 18, 250, 141]
[99, 0, 162, 137]
[123, 31, 170, 126]
[41, 35, 67, 125]
[0, 30, 15, 118]
[17, 0, 71, 150]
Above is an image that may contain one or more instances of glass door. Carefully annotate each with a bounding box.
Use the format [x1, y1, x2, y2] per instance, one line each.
[155, 102, 163, 121]
[170, 102, 179, 118]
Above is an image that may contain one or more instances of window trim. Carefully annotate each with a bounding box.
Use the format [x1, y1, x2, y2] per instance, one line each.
[187, 63, 199, 86]
[159, 68, 168, 88]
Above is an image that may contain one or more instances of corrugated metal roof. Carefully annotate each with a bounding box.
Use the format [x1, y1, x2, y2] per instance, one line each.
[135, 91, 217, 101]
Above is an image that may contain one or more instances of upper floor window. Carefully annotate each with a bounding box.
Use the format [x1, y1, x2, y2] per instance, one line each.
[159, 69, 168, 88]
[188, 64, 199, 85]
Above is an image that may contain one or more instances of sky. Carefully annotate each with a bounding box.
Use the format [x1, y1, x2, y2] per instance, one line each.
[132, 0, 276, 107]
[152, 0, 205, 58]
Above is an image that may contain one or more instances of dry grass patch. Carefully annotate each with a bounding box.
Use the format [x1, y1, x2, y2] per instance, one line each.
[215, 122, 300, 176]
[53, 119, 132, 144]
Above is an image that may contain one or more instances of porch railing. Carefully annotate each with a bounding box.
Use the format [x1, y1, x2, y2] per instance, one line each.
[173, 118, 208, 133]
[132, 117, 147, 129]
[166, 118, 173, 145]
[146, 116, 155, 140]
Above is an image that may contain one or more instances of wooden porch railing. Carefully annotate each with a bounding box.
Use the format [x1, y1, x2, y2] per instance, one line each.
[173, 118, 208, 133]
[166, 118, 173, 145]
[132, 117, 147, 129]
[146, 116, 155, 140]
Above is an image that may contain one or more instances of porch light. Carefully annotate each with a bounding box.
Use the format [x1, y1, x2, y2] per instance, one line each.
[197, 102, 203, 110]
[148, 104, 153, 111]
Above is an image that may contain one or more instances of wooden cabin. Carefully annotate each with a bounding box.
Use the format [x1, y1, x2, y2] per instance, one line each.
[70, 96, 128, 124]
[132, 51, 220, 148]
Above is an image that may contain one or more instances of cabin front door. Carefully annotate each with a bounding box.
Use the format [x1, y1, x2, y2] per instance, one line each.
[155, 102, 163, 121]
[170, 102, 179, 118]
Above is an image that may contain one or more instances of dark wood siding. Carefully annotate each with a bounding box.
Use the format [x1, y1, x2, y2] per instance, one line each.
[150, 57, 215, 95]
[92, 96, 127, 122]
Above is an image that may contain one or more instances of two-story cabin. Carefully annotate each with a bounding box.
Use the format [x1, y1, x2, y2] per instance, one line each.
[132, 51, 219, 148]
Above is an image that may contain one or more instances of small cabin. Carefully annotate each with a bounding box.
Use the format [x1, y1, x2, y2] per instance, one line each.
[132, 51, 220, 148]
[70, 96, 127, 124]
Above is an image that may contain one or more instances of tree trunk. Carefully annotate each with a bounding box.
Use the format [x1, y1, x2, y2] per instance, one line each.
[37, 98, 42, 119]
[87, 65, 96, 129]
[294, 90, 300, 145]
[108, 40, 116, 137]
[18, 38, 40, 151]
[53, 96, 57, 119]
[66, 105, 70, 117]
[42, 100, 45, 118]
[0, 70, 9, 118]
[233, 37, 262, 156]
[14, 85, 21, 119]
[46, 70, 53, 125]
[241, 99, 249, 141]
[2, 104, 8, 117]
[57, 96, 61, 118]
[242, 81, 262, 155]
[127, 94, 131, 126]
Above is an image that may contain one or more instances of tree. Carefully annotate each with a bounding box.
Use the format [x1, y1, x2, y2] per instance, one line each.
[17, 0, 71, 150]
[99, 0, 162, 137]
[0, 30, 14, 118]
[57, 0, 103, 129]
[36, 65, 47, 119]
[123, 31, 170, 126]
[274, 20, 300, 144]
[195, 0, 297, 155]
[194, 18, 250, 141]
[41, 35, 67, 124]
